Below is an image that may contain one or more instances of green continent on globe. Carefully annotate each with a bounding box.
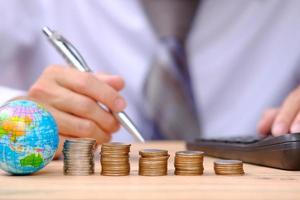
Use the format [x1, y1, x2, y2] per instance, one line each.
[20, 153, 44, 168]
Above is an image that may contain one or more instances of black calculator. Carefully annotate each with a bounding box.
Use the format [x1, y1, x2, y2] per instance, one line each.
[186, 133, 300, 170]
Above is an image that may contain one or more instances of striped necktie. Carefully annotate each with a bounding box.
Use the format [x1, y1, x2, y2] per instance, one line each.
[141, 0, 201, 140]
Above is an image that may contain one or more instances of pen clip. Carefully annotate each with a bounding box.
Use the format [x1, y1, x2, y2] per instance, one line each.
[59, 36, 91, 72]
[43, 27, 91, 72]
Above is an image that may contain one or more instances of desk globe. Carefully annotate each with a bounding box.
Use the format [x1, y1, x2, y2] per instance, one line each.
[0, 100, 59, 175]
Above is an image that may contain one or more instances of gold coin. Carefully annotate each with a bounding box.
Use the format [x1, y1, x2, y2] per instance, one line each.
[175, 151, 204, 157]
[139, 149, 168, 157]
[214, 159, 243, 165]
[175, 157, 203, 162]
[139, 155, 170, 161]
[139, 171, 167, 176]
[101, 172, 130, 176]
[175, 171, 203, 176]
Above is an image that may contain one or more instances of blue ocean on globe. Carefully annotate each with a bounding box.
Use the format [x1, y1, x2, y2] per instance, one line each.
[0, 100, 59, 175]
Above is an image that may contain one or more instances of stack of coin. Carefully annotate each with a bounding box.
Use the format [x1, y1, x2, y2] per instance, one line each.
[214, 159, 244, 175]
[100, 142, 131, 176]
[139, 149, 169, 176]
[63, 138, 96, 176]
[174, 150, 204, 175]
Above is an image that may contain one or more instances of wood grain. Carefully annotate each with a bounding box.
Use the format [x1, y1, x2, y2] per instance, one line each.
[0, 141, 299, 200]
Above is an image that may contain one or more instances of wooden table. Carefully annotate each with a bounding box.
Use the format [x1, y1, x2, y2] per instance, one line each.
[0, 141, 300, 200]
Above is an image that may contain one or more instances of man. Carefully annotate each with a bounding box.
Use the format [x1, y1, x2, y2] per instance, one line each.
[1, 0, 300, 150]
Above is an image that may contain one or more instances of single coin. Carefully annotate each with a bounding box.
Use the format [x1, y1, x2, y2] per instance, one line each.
[176, 151, 204, 157]
[175, 166, 204, 170]
[139, 172, 167, 176]
[101, 165, 130, 169]
[101, 172, 129, 176]
[215, 165, 243, 169]
[174, 163, 203, 167]
[139, 155, 170, 162]
[214, 159, 243, 165]
[215, 171, 244, 175]
[139, 159, 168, 164]
[175, 158, 203, 162]
[175, 171, 203, 176]
[139, 149, 168, 157]
[66, 138, 96, 142]
[101, 143, 131, 151]
[102, 142, 131, 147]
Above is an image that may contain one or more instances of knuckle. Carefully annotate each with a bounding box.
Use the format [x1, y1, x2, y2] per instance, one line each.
[111, 123, 121, 133]
[105, 116, 120, 133]
[76, 73, 93, 90]
[107, 91, 119, 105]
[77, 120, 97, 137]
[78, 98, 95, 113]
[28, 83, 47, 98]
[99, 85, 118, 104]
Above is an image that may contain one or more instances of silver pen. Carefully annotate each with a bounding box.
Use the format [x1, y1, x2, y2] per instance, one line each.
[42, 26, 145, 143]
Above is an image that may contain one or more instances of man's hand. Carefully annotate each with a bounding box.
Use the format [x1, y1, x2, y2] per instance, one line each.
[258, 86, 300, 136]
[27, 65, 126, 145]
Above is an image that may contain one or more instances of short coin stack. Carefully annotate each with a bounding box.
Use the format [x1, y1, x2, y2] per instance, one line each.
[174, 151, 204, 176]
[100, 142, 131, 176]
[63, 138, 96, 176]
[214, 159, 244, 175]
[139, 149, 169, 176]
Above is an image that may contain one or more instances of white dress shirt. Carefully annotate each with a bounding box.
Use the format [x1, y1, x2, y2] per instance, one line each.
[1, 0, 300, 141]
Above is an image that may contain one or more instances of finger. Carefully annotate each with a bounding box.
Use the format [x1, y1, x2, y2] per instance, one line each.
[49, 66, 127, 112]
[94, 73, 125, 91]
[272, 90, 300, 136]
[257, 108, 279, 136]
[47, 106, 111, 144]
[48, 85, 120, 133]
[290, 111, 300, 133]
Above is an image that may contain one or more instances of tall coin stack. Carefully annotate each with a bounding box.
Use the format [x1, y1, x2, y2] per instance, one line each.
[100, 142, 131, 176]
[63, 138, 96, 176]
[214, 160, 244, 175]
[139, 149, 170, 176]
[174, 151, 204, 176]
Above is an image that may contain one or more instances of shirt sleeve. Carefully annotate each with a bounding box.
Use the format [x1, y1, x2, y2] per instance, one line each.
[0, 86, 26, 106]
